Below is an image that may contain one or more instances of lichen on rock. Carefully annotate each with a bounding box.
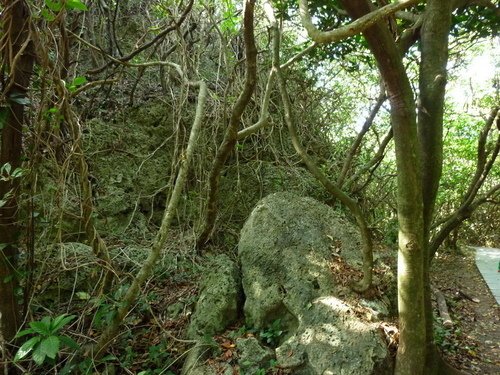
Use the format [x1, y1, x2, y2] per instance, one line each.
[238, 192, 392, 374]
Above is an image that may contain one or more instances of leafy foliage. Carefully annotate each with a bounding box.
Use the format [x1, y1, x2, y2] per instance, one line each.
[259, 319, 284, 347]
[14, 315, 78, 366]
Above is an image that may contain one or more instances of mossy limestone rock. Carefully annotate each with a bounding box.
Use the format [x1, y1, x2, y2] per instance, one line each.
[237, 337, 275, 374]
[35, 242, 101, 301]
[187, 254, 241, 339]
[183, 255, 241, 375]
[238, 192, 391, 374]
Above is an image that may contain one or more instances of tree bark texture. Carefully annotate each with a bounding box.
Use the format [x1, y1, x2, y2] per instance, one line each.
[0, 0, 35, 342]
[341, 1, 426, 373]
[417, 2, 454, 373]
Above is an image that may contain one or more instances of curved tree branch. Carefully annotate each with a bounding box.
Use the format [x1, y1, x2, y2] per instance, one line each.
[299, 0, 422, 44]
[196, 0, 257, 250]
[430, 108, 499, 256]
[429, 182, 500, 258]
[344, 128, 393, 189]
[90, 72, 207, 359]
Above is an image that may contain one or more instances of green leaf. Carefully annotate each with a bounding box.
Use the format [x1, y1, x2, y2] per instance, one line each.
[72, 76, 87, 86]
[40, 8, 56, 21]
[29, 321, 51, 336]
[44, 0, 63, 12]
[1, 163, 11, 175]
[76, 291, 91, 300]
[11, 168, 25, 178]
[9, 94, 30, 105]
[59, 335, 79, 350]
[41, 316, 51, 326]
[39, 336, 60, 359]
[14, 336, 41, 361]
[66, 0, 88, 11]
[32, 345, 47, 365]
[50, 314, 76, 332]
[14, 328, 35, 339]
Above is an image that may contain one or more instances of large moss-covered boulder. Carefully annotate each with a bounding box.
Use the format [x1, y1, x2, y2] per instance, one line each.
[238, 192, 391, 375]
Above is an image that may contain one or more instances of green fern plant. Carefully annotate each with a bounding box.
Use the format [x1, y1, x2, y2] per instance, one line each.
[14, 314, 79, 366]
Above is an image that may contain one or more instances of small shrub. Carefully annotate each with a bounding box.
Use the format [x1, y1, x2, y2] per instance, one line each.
[14, 314, 79, 366]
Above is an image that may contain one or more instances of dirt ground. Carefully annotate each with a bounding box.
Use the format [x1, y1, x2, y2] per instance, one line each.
[431, 248, 499, 374]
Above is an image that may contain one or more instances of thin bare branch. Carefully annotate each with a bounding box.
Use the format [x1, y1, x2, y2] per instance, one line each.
[337, 89, 386, 187]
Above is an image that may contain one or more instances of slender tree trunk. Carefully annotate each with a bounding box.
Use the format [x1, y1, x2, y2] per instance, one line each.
[90, 80, 207, 359]
[0, 0, 35, 342]
[417, 2, 453, 373]
[430, 109, 499, 257]
[341, 1, 426, 373]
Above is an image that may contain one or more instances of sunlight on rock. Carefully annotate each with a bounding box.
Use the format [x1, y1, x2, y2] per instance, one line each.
[315, 296, 350, 313]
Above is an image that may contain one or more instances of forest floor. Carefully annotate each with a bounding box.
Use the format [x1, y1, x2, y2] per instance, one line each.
[431, 247, 500, 374]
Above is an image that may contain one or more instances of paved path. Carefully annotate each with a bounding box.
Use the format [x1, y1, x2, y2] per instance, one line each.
[473, 246, 500, 304]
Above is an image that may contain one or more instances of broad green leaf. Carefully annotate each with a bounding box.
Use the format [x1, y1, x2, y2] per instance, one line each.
[14, 328, 35, 338]
[39, 336, 60, 359]
[41, 316, 51, 326]
[66, 0, 88, 11]
[14, 336, 41, 361]
[50, 314, 76, 332]
[29, 321, 51, 336]
[11, 168, 25, 178]
[32, 345, 47, 365]
[9, 95, 30, 105]
[59, 335, 79, 350]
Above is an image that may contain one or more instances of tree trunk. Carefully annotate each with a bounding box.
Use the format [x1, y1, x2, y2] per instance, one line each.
[0, 0, 35, 342]
[417, 1, 453, 373]
[341, 1, 426, 373]
[196, 0, 257, 250]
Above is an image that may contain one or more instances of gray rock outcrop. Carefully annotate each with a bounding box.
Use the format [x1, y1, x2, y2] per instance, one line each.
[238, 192, 391, 375]
[187, 254, 241, 339]
[182, 254, 241, 374]
[237, 337, 275, 374]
